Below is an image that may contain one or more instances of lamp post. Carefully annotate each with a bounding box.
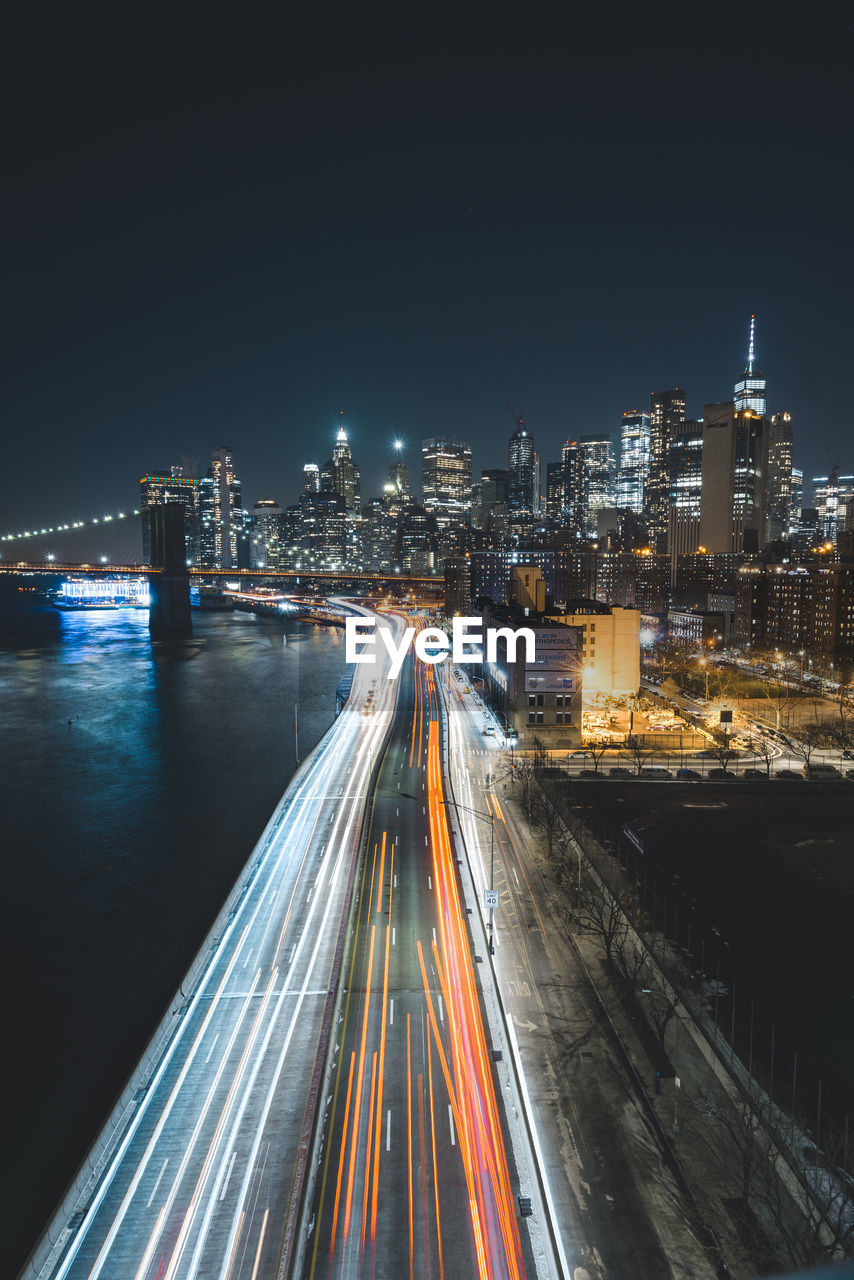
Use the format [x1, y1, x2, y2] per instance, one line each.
[440, 797, 496, 955]
[699, 657, 709, 701]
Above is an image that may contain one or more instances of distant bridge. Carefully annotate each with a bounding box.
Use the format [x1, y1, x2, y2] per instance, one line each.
[0, 562, 443, 592]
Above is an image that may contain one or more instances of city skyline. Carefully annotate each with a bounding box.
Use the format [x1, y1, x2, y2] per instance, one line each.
[3, 8, 853, 531]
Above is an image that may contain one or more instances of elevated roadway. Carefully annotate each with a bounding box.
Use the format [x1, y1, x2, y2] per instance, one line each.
[306, 640, 534, 1280]
[28, 602, 400, 1280]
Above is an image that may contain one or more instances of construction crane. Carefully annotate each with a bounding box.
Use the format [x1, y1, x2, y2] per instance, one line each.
[506, 403, 527, 431]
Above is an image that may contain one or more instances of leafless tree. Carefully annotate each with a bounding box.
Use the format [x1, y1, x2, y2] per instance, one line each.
[533, 787, 566, 863]
[750, 732, 776, 778]
[530, 735, 549, 776]
[642, 984, 682, 1055]
[625, 733, 654, 775]
[614, 926, 649, 987]
[712, 731, 738, 773]
[752, 664, 798, 731]
[576, 877, 629, 970]
[586, 740, 610, 774]
[789, 722, 830, 770]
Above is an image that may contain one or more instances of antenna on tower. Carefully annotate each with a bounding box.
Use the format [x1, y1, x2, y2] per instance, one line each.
[747, 315, 756, 374]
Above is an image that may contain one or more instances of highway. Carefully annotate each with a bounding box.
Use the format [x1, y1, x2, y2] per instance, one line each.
[307, 637, 531, 1280]
[31, 608, 537, 1280]
[32, 602, 400, 1280]
[442, 674, 713, 1277]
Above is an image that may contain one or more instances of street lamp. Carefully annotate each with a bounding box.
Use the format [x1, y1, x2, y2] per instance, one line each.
[699, 657, 709, 701]
[440, 796, 496, 955]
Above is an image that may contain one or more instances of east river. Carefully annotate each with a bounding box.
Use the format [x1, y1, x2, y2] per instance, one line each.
[0, 603, 346, 1277]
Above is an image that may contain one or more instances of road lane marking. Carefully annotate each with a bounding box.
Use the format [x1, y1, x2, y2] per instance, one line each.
[439, 994, 443, 1025]
[392, 928, 396, 945]
[448, 1105, 455, 1146]
[390, 999, 394, 1025]
[386, 1109, 391, 1151]
[242, 948, 253, 970]
[146, 1159, 169, 1209]
[219, 1151, 237, 1201]
[432, 928, 437, 946]
[428, 875, 432, 890]
[288, 944, 296, 965]
[204, 1034, 219, 1065]
[250, 1207, 269, 1280]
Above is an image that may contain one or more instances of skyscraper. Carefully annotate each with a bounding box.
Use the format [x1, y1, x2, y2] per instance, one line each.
[388, 458, 412, 501]
[507, 416, 535, 517]
[199, 446, 242, 569]
[559, 439, 587, 541]
[645, 388, 686, 550]
[321, 425, 361, 514]
[616, 411, 651, 514]
[767, 411, 794, 540]
[303, 463, 320, 494]
[579, 433, 616, 535]
[699, 402, 769, 554]
[421, 437, 472, 527]
[813, 473, 854, 545]
[249, 498, 283, 570]
[734, 315, 767, 416]
[667, 421, 704, 581]
[139, 467, 199, 565]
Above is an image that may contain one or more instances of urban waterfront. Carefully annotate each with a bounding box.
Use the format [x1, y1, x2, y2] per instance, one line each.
[1, 606, 346, 1278]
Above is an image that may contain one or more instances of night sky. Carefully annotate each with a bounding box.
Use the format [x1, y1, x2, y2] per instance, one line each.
[3, 3, 853, 531]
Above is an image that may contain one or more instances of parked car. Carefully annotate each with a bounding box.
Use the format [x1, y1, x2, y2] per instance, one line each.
[742, 768, 769, 780]
[567, 750, 589, 759]
[577, 769, 602, 778]
[846, 769, 854, 779]
[803, 763, 841, 779]
[706, 768, 736, 779]
[775, 769, 803, 780]
[640, 766, 672, 779]
[608, 766, 634, 778]
[675, 768, 701, 779]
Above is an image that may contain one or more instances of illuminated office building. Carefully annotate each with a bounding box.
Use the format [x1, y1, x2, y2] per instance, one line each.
[645, 388, 686, 550]
[667, 421, 703, 583]
[579, 433, 616, 535]
[616, 411, 651, 514]
[321, 425, 361, 515]
[249, 498, 283, 570]
[199, 446, 243, 569]
[813, 474, 854, 545]
[767, 411, 794, 539]
[699, 403, 769, 554]
[421, 437, 472, 527]
[139, 467, 199, 564]
[507, 418, 536, 516]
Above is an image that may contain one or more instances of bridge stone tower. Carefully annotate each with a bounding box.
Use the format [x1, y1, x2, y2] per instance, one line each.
[145, 503, 192, 636]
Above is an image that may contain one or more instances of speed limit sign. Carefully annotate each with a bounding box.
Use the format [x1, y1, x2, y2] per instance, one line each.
[484, 888, 499, 910]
